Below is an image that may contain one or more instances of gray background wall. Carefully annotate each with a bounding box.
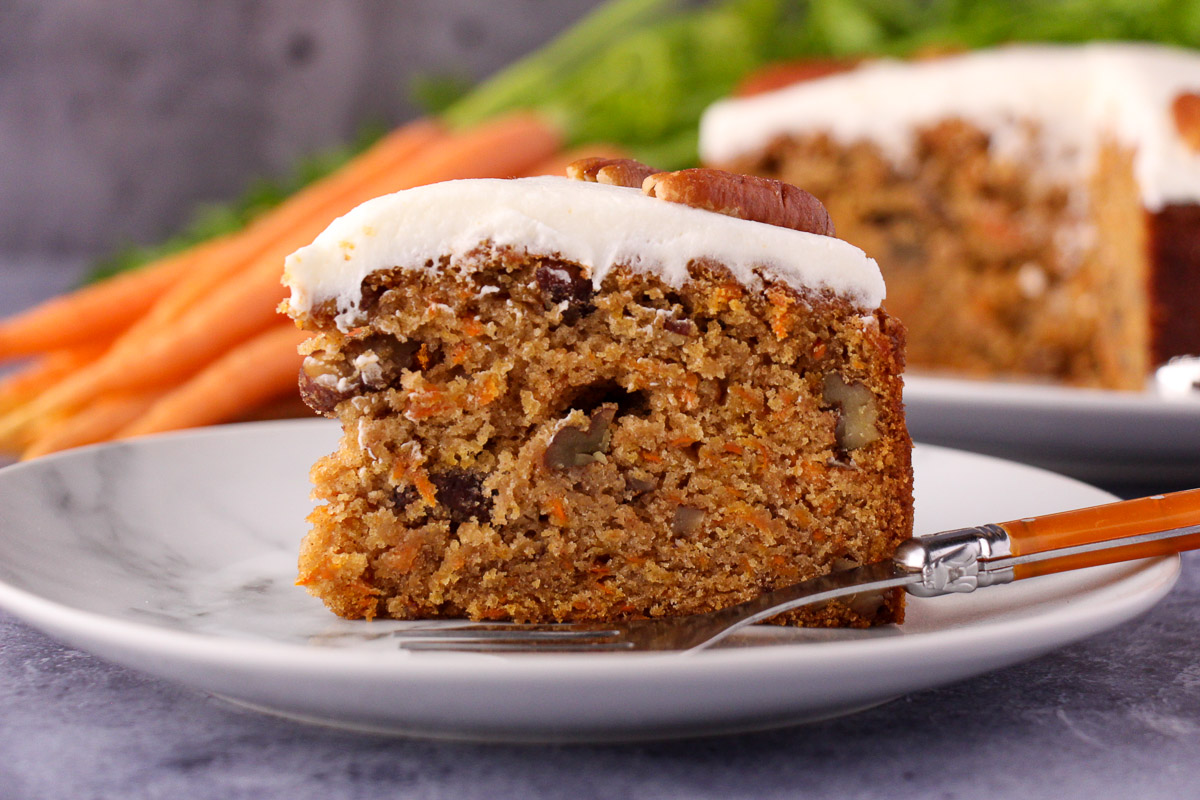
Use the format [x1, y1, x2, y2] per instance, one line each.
[0, 1, 603, 262]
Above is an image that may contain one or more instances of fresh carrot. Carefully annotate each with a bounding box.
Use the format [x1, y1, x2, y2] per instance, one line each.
[106, 118, 446, 348]
[21, 390, 167, 460]
[0, 248, 198, 360]
[1, 113, 561, 448]
[0, 342, 109, 416]
[519, 143, 629, 178]
[0, 257, 290, 432]
[117, 325, 309, 438]
[80, 118, 446, 367]
[0, 122, 442, 365]
[25, 112, 560, 408]
[100, 234, 245, 352]
[353, 111, 562, 198]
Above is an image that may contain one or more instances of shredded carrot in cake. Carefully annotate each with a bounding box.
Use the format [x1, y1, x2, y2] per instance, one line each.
[450, 342, 471, 366]
[750, 439, 771, 459]
[547, 496, 569, 526]
[767, 289, 796, 341]
[744, 511, 773, 535]
[391, 444, 439, 508]
[473, 373, 502, 406]
[404, 384, 456, 420]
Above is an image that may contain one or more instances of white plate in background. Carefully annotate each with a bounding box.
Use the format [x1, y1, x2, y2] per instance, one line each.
[905, 373, 1200, 485]
[0, 420, 1179, 742]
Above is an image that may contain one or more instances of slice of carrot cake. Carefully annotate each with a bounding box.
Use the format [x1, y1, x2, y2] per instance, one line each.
[701, 43, 1200, 390]
[282, 162, 913, 627]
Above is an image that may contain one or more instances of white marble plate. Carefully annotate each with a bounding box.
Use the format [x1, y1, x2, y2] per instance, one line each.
[905, 373, 1200, 484]
[0, 420, 1179, 742]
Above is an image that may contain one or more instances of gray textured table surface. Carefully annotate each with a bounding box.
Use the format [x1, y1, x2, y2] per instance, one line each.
[2, 259, 1199, 800]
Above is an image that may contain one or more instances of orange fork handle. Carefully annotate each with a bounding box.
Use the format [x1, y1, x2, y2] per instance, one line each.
[999, 488, 1200, 580]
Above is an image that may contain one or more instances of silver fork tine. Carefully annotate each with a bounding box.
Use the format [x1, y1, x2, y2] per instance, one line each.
[384, 560, 917, 652]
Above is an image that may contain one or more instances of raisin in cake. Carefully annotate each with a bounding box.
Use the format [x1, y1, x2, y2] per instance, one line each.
[701, 43, 1200, 390]
[282, 163, 913, 627]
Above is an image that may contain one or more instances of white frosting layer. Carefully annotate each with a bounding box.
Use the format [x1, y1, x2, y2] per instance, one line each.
[699, 43, 1200, 211]
[284, 176, 884, 326]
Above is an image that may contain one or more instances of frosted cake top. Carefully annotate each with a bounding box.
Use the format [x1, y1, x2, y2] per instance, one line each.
[699, 42, 1200, 211]
[284, 176, 884, 328]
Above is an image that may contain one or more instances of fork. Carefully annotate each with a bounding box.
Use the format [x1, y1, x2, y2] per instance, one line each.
[392, 487, 1200, 653]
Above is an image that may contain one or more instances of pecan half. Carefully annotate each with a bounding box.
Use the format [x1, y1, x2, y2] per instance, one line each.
[544, 405, 617, 470]
[566, 157, 658, 189]
[1173, 92, 1200, 152]
[643, 168, 835, 237]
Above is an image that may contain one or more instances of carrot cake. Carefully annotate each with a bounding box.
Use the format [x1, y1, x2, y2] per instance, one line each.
[700, 43, 1200, 390]
[282, 162, 913, 627]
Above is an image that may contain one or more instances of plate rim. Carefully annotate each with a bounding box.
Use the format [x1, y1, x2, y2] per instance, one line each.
[905, 372, 1200, 417]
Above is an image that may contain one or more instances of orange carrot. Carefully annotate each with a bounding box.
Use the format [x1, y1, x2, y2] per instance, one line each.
[70, 120, 443, 378]
[0, 259, 290, 431]
[116, 326, 309, 438]
[0, 249, 198, 359]
[35, 112, 560, 402]
[0, 124, 439, 364]
[0, 343, 109, 415]
[519, 143, 629, 178]
[353, 111, 562, 199]
[0, 114, 559, 444]
[108, 118, 446, 348]
[21, 390, 167, 460]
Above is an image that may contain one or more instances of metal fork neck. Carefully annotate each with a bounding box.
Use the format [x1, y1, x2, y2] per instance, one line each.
[898, 519, 1200, 598]
[894, 524, 1013, 598]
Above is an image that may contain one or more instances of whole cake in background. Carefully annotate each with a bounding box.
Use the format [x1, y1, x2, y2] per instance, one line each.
[282, 161, 913, 626]
[701, 43, 1200, 391]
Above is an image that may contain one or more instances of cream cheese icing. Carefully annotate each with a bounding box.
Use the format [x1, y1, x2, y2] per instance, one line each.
[699, 43, 1200, 211]
[284, 176, 885, 328]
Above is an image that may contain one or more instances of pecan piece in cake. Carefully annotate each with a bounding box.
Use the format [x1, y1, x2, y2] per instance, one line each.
[299, 336, 419, 416]
[643, 168, 835, 237]
[671, 506, 706, 536]
[822, 373, 880, 453]
[566, 157, 658, 188]
[544, 405, 617, 470]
